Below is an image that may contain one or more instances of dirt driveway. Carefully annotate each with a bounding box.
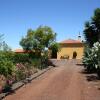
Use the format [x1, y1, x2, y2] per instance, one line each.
[4, 60, 100, 100]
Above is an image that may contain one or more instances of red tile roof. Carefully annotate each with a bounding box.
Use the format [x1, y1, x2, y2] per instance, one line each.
[60, 39, 82, 44]
[14, 49, 25, 53]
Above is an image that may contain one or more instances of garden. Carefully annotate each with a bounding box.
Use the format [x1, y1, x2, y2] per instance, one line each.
[0, 26, 59, 94]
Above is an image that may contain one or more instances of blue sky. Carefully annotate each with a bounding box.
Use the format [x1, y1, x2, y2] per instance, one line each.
[0, 0, 99, 49]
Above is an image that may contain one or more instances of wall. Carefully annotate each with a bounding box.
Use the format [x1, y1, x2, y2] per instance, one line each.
[57, 43, 84, 59]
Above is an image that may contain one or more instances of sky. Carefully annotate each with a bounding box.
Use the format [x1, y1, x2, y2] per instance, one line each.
[0, 0, 99, 49]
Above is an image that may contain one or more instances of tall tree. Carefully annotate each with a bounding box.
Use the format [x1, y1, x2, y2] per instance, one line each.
[20, 26, 57, 57]
[0, 34, 11, 51]
[83, 8, 100, 47]
[2, 41, 11, 51]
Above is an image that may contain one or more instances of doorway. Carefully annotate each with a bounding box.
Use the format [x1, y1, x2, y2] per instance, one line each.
[73, 51, 77, 59]
[51, 51, 57, 59]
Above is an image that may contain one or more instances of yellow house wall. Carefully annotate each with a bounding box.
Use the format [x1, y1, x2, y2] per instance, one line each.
[57, 43, 84, 59]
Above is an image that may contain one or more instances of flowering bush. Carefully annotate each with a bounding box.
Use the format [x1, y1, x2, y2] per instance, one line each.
[15, 63, 37, 81]
[83, 47, 95, 72]
[83, 42, 100, 75]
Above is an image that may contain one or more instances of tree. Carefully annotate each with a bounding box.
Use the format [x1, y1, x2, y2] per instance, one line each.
[2, 41, 11, 51]
[83, 8, 100, 47]
[49, 42, 60, 58]
[20, 26, 57, 57]
[0, 34, 11, 51]
[20, 29, 34, 50]
[49, 42, 60, 54]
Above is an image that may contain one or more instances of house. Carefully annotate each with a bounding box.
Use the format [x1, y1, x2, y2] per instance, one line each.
[57, 39, 84, 59]
[15, 34, 84, 60]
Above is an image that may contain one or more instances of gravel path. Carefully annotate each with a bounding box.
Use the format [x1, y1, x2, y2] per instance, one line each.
[3, 60, 100, 100]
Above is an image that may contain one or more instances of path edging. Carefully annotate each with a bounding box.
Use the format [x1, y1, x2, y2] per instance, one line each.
[0, 66, 53, 100]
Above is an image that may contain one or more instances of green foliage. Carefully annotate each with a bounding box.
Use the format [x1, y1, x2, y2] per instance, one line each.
[20, 25, 58, 69]
[0, 34, 11, 51]
[41, 51, 49, 69]
[20, 26, 57, 57]
[20, 29, 35, 51]
[15, 70, 26, 81]
[83, 47, 96, 72]
[83, 8, 100, 47]
[0, 52, 15, 78]
[0, 51, 32, 80]
[13, 53, 30, 64]
[2, 41, 11, 51]
[83, 42, 100, 73]
[49, 42, 60, 53]
[31, 58, 41, 69]
[0, 51, 30, 64]
[0, 33, 42, 92]
[31, 56, 48, 69]
[0, 27, 58, 93]
[1, 51, 14, 61]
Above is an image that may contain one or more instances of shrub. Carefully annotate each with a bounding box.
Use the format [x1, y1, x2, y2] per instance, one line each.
[0, 52, 15, 78]
[13, 53, 30, 64]
[83, 47, 96, 72]
[41, 55, 48, 69]
[0, 51, 14, 61]
[83, 42, 100, 75]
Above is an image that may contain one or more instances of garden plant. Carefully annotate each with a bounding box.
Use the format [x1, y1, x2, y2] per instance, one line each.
[0, 26, 59, 93]
[83, 8, 100, 78]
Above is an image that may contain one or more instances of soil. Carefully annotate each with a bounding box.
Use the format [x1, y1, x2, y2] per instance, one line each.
[3, 60, 100, 100]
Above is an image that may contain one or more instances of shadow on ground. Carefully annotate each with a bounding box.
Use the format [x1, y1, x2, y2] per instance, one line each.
[77, 63, 100, 82]
[81, 70, 100, 82]
[77, 63, 100, 92]
[76, 63, 84, 66]
[86, 75, 100, 82]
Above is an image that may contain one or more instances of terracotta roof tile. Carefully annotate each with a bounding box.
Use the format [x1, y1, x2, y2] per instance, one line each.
[14, 49, 26, 53]
[60, 39, 82, 44]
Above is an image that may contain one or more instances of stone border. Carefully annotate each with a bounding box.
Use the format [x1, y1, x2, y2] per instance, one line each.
[0, 66, 53, 100]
